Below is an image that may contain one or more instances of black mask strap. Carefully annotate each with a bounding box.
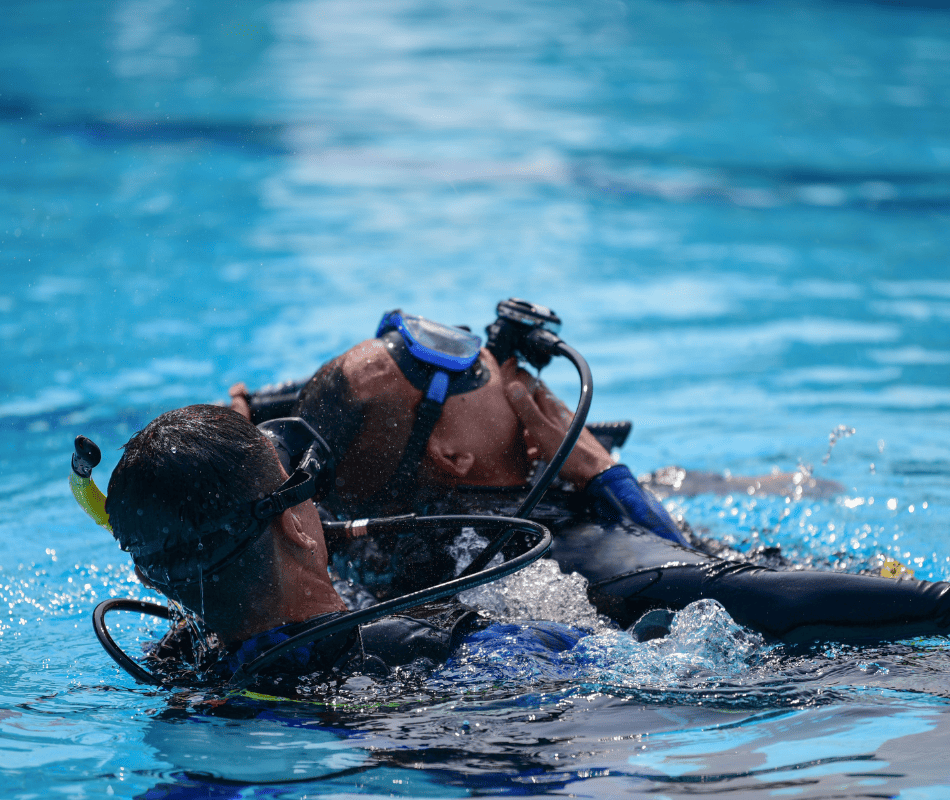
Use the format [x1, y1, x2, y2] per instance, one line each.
[369, 333, 489, 508]
[131, 419, 336, 591]
[253, 421, 337, 519]
[387, 370, 450, 498]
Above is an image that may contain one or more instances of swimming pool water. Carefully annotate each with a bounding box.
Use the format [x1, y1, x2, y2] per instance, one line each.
[3, 0, 950, 797]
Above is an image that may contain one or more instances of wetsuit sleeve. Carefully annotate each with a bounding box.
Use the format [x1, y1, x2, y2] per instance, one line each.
[586, 464, 691, 547]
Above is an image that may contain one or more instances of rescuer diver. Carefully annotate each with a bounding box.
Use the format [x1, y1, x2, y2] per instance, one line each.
[85, 403, 579, 692]
[230, 303, 950, 645]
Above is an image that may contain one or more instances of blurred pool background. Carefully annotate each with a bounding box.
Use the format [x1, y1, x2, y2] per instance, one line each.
[2, 0, 950, 797]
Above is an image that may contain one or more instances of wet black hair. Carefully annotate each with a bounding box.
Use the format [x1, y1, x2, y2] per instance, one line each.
[295, 357, 365, 470]
[105, 405, 286, 621]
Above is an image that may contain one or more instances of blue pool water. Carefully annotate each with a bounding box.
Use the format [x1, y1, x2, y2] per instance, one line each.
[3, 0, 950, 796]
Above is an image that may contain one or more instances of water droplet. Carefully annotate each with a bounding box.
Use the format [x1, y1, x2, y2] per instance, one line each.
[136, 509, 143, 516]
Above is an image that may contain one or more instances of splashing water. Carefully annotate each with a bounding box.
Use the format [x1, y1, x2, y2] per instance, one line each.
[449, 527, 610, 632]
[570, 600, 766, 690]
[823, 424, 857, 465]
[443, 599, 765, 693]
[787, 424, 857, 501]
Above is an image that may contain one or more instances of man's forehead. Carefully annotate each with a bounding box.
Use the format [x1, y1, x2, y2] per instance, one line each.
[342, 339, 417, 402]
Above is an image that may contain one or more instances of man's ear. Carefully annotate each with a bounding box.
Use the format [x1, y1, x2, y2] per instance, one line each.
[426, 436, 475, 479]
[273, 508, 319, 551]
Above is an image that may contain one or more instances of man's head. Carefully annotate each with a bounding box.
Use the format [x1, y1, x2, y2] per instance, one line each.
[295, 340, 531, 516]
[106, 405, 343, 642]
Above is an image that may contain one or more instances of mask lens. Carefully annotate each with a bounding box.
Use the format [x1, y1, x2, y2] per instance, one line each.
[257, 418, 320, 474]
[378, 311, 482, 372]
[403, 315, 480, 361]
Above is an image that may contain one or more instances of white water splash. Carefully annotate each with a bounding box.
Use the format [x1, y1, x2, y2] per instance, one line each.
[571, 600, 765, 687]
[450, 527, 610, 632]
[823, 424, 856, 465]
[444, 599, 766, 691]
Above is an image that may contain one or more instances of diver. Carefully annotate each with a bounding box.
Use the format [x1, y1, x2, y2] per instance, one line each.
[86, 404, 581, 692]
[231, 302, 950, 644]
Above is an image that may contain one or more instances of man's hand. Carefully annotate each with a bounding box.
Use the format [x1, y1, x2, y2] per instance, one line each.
[228, 382, 252, 421]
[505, 378, 615, 489]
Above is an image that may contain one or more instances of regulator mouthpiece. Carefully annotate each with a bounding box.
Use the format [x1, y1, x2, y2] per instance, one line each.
[70, 435, 112, 532]
[485, 298, 563, 371]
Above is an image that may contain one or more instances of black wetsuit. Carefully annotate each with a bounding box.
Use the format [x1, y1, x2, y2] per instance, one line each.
[330, 468, 950, 645]
[148, 601, 583, 694]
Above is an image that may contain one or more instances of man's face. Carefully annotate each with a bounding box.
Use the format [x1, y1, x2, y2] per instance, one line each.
[337, 340, 532, 498]
[426, 349, 531, 484]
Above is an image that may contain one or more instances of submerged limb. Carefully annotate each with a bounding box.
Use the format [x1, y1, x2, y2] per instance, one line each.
[553, 521, 950, 644]
[596, 563, 950, 645]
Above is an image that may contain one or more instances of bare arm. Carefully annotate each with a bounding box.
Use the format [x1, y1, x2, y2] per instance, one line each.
[228, 382, 252, 421]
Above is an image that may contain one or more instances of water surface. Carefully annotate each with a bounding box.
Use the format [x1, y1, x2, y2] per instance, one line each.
[2, 0, 950, 797]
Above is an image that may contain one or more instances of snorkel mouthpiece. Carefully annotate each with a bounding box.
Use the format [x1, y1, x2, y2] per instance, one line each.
[70, 435, 112, 532]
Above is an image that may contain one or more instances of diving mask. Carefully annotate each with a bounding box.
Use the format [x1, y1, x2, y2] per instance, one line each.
[376, 310, 490, 397]
[373, 310, 491, 497]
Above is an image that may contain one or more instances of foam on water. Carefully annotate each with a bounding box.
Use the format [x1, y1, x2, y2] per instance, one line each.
[449, 527, 610, 632]
[443, 527, 768, 693]
[439, 599, 766, 696]
[570, 600, 766, 690]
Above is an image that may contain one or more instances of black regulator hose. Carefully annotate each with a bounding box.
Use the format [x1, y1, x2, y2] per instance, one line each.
[458, 337, 593, 578]
[514, 339, 593, 520]
[93, 598, 170, 685]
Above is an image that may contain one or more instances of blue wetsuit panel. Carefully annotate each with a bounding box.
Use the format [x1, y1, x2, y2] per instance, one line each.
[464, 621, 584, 653]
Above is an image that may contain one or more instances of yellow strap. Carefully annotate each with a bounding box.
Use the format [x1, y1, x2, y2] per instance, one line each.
[69, 472, 112, 532]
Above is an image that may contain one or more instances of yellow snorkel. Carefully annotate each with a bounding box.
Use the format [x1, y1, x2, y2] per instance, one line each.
[70, 435, 112, 532]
